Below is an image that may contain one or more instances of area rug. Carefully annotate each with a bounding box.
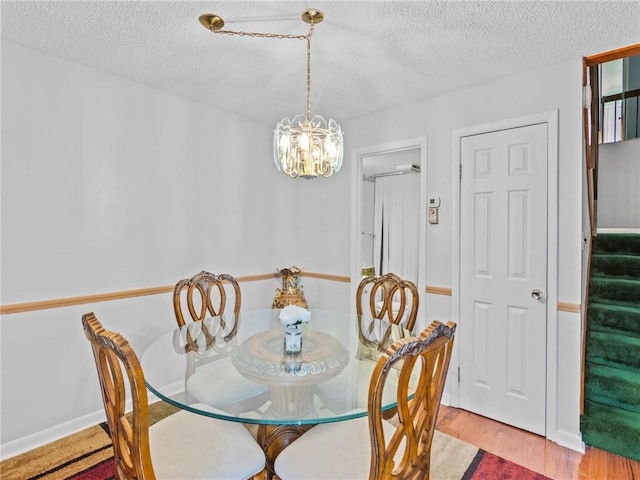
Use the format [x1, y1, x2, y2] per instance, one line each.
[0, 402, 550, 480]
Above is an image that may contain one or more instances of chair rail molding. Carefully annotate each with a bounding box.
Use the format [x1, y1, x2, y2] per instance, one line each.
[0, 272, 350, 315]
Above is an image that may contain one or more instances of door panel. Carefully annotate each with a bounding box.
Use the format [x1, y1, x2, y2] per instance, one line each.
[459, 123, 547, 435]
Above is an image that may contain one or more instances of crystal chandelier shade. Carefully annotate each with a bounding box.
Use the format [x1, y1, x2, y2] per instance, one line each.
[200, 8, 343, 180]
[274, 115, 343, 179]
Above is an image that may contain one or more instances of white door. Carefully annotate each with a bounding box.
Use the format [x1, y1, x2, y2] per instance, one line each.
[459, 123, 548, 435]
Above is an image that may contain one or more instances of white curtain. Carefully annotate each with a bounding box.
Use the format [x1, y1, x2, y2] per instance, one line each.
[372, 173, 420, 284]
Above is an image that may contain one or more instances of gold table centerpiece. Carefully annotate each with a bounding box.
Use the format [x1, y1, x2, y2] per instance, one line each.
[272, 266, 308, 309]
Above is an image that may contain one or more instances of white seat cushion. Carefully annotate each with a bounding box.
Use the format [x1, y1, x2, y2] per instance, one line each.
[150, 403, 265, 479]
[186, 356, 268, 408]
[274, 415, 399, 480]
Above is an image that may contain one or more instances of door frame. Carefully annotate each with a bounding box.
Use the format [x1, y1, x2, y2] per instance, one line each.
[451, 110, 559, 439]
[350, 137, 428, 328]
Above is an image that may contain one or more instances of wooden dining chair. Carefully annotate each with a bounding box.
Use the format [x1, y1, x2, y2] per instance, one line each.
[357, 272, 419, 332]
[81, 312, 265, 480]
[315, 316, 407, 415]
[274, 320, 457, 480]
[173, 270, 241, 328]
[172, 270, 268, 411]
[316, 276, 417, 415]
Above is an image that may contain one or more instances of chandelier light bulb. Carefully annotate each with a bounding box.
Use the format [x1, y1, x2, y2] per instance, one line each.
[300, 131, 310, 150]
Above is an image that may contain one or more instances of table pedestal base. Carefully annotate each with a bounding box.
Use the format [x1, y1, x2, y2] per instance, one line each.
[257, 423, 315, 480]
[268, 385, 316, 419]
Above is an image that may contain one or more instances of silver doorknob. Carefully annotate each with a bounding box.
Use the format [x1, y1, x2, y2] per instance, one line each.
[531, 289, 544, 300]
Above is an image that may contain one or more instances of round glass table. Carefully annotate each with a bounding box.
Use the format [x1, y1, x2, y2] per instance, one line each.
[141, 309, 412, 476]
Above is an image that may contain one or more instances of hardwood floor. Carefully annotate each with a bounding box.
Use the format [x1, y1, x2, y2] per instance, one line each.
[436, 405, 640, 479]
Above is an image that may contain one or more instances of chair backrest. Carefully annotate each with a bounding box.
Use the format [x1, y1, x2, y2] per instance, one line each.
[173, 271, 241, 327]
[82, 312, 156, 480]
[356, 272, 419, 332]
[368, 320, 456, 480]
[356, 315, 414, 361]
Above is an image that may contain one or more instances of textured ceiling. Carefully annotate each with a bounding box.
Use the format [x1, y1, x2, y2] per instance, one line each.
[2, 1, 639, 126]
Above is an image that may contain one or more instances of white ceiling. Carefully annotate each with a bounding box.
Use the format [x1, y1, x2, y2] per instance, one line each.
[2, 1, 639, 127]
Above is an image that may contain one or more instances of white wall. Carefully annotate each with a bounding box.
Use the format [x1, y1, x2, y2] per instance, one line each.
[0, 41, 352, 456]
[597, 138, 640, 228]
[343, 58, 584, 450]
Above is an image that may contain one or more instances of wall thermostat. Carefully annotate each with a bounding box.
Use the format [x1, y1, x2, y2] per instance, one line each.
[429, 197, 441, 208]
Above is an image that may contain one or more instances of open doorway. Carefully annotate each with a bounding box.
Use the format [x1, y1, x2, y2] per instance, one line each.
[581, 43, 640, 462]
[594, 53, 640, 232]
[362, 149, 421, 284]
[583, 44, 640, 236]
[350, 137, 427, 329]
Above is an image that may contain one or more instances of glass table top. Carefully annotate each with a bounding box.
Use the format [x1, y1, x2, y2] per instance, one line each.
[141, 309, 413, 425]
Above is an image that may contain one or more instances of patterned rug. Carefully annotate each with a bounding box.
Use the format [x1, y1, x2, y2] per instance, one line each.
[0, 402, 550, 480]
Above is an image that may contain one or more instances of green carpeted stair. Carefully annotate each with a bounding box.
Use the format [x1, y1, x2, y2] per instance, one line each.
[582, 233, 640, 461]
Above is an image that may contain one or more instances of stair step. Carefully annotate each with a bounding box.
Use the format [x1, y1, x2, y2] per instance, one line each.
[584, 232, 640, 463]
[593, 233, 640, 256]
[591, 254, 640, 280]
[588, 303, 640, 338]
[581, 399, 640, 461]
[588, 277, 640, 307]
[586, 330, 640, 371]
[583, 363, 640, 413]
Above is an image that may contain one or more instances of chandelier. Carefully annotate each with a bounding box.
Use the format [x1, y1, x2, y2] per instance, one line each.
[199, 9, 343, 179]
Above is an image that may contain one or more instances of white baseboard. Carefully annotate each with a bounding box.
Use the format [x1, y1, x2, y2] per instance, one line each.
[597, 228, 640, 234]
[548, 428, 585, 453]
[0, 390, 169, 461]
[0, 409, 106, 461]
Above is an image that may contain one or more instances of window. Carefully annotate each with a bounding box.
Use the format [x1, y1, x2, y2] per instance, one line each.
[600, 55, 640, 143]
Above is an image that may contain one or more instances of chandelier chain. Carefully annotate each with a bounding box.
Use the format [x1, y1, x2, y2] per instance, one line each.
[306, 24, 314, 121]
[209, 23, 315, 121]
[209, 29, 308, 41]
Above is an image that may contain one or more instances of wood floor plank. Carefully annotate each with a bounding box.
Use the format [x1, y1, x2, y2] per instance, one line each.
[436, 405, 640, 480]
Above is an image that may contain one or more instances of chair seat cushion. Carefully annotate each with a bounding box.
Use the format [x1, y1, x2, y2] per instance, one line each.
[150, 403, 265, 479]
[274, 415, 397, 479]
[186, 356, 268, 408]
